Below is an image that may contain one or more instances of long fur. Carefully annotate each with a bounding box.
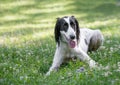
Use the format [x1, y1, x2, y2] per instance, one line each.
[46, 16, 104, 75]
[54, 18, 61, 45]
[71, 16, 80, 44]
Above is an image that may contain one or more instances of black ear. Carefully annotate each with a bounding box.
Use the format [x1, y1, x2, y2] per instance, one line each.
[54, 18, 61, 45]
[72, 16, 80, 44]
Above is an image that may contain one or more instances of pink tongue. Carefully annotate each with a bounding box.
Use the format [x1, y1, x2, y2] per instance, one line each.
[69, 40, 76, 48]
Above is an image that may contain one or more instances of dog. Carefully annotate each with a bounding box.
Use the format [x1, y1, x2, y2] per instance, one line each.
[46, 16, 104, 75]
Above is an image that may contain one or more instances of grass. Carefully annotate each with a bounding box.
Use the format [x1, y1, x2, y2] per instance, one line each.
[0, 0, 120, 85]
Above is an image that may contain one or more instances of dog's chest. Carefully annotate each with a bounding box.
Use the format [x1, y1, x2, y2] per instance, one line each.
[65, 50, 75, 58]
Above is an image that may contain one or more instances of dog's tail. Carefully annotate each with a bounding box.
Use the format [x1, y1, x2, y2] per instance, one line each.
[88, 30, 104, 52]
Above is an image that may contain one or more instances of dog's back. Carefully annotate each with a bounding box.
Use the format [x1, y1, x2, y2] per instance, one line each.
[80, 28, 104, 52]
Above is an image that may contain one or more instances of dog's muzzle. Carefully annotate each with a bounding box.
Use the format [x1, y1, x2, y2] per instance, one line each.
[64, 34, 76, 48]
[70, 35, 75, 40]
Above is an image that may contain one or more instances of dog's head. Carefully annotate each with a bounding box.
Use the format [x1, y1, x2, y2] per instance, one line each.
[54, 16, 80, 48]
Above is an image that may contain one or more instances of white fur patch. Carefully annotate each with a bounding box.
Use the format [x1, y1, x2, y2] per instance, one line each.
[63, 17, 76, 39]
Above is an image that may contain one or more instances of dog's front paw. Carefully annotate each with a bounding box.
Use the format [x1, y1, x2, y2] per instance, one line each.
[89, 60, 98, 68]
[46, 71, 51, 76]
[46, 67, 59, 76]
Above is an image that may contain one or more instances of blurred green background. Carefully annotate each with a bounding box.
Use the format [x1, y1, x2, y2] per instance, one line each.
[0, 0, 120, 44]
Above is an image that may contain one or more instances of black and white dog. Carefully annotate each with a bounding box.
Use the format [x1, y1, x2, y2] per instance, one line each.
[46, 16, 104, 75]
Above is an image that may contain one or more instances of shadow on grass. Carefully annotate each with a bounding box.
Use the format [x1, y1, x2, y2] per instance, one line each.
[94, 3, 120, 15]
[72, 1, 120, 22]
[0, 0, 120, 36]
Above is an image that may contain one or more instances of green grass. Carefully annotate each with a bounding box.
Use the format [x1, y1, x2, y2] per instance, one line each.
[0, 0, 120, 85]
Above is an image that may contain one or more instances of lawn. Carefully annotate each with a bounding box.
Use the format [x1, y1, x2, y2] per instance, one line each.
[0, 0, 120, 85]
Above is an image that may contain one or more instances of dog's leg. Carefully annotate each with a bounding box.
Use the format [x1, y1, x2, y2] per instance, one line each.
[74, 48, 97, 68]
[46, 48, 64, 75]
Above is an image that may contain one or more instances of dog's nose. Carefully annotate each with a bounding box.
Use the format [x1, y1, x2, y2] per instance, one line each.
[70, 35, 75, 40]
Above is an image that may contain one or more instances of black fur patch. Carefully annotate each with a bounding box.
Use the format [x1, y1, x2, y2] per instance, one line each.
[71, 16, 80, 44]
[84, 39, 88, 45]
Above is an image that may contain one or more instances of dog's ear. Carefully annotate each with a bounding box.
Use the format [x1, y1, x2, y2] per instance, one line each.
[56, 17, 60, 20]
[54, 18, 61, 45]
[72, 16, 80, 44]
[71, 15, 75, 18]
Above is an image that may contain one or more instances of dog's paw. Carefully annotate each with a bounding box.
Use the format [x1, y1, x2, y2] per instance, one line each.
[45, 67, 58, 76]
[89, 60, 98, 68]
[46, 71, 50, 76]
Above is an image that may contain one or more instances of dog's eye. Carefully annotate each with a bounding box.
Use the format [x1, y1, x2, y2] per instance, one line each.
[70, 22, 75, 27]
[70, 22, 74, 26]
[63, 23, 68, 28]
